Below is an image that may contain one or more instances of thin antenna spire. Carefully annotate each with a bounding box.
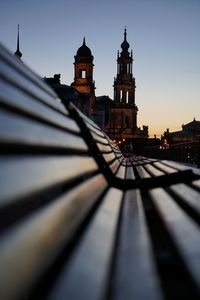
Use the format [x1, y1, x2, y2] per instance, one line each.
[14, 24, 22, 59]
[17, 24, 20, 51]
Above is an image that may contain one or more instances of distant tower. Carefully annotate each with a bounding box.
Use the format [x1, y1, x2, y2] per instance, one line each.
[14, 24, 22, 60]
[71, 38, 95, 117]
[106, 28, 138, 143]
[114, 28, 136, 107]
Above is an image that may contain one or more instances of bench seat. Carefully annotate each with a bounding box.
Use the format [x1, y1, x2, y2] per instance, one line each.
[0, 43, 200, 300]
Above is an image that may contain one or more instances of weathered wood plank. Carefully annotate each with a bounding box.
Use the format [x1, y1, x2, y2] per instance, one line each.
[111, 189, 163, 300]
[192, 179, 200, 189]
[169, 184, 200, 215]
[116, 165, 126, 179]
[108, 159, 121, 174]
[125, 166, 135, 180]
[0, 44, 56, 99]
[144, 164, 164, 177]
[162, 160, 200, 176]
[136, 165, 151, 179]
[96, 143, 114, 153]
[48, 188, 122, 300]
[150, 188, 200, 290]
[0, 79, 82, 133]
[0, 59, 65, 112]
[103, 151, 116, 163]
[0, 156, 98, 207]
[0, 108, 86, 150]
[90, 131, 110, 145]
[0, 175, 107, 300]
[153, 162, 177, 174]
[84, 121, 106, 138]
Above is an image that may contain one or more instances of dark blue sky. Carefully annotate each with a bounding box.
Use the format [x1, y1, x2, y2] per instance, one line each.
[0, 0, 200, 136]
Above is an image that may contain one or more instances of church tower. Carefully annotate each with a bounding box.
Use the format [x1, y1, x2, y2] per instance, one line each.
[114, 28, 136, 107]
[71, 38, 95, 117]
[14, 24, 22, 60]
[106, 29, 138, 144]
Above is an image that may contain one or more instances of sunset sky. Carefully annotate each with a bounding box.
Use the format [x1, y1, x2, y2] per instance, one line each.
[0, 0, 199, 137]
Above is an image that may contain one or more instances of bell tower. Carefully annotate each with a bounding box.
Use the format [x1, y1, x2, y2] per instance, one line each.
[114, 28, 136, 106]
[106, 29, 138, 142]
[71, 38, 95, 117]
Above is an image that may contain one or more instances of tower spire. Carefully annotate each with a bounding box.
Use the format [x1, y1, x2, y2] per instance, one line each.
[124, 26, 127, 41]
[14, 24, 22, 59]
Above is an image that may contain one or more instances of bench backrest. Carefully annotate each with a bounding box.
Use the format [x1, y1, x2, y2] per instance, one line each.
[0, 43, 108, 300]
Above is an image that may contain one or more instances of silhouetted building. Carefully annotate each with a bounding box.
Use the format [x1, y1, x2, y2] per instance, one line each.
[162, 118, 200, 145]
[105, 29, 148, 152]
[44, 74, 90, 115]
[71, 38, 95, 118]
[143, 118, 200, 166]
[14, 24, 22, 60]
[44, 32, 148, 153]
[94, 96, 113, 130]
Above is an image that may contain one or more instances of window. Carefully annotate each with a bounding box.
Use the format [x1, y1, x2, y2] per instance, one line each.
[120, 90, 123, 102]
[125, 116, 129, 128]
[126, 91, 129, 103]
[80, 70, 86, 78]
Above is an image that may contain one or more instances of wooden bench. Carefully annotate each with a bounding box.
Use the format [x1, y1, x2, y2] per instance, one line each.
[0, 43, 200, 300]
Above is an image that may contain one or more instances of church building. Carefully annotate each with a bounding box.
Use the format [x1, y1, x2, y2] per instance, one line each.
[40, 29, 149, 153]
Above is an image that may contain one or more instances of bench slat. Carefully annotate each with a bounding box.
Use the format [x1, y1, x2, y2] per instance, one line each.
[0, 175, 107, 300]
[71, 103, 101, 131]
[0, 156, 98, 207]
[0, 44, 56, 99]
[150, 188, 200, 290]
[108, 160, 121, 174]
[0, 59, 65, 113]
[144, 164, 164, 177]
[163, 160, 200, 176]
[170, 184, 200, 215]
[0, 109, 86, 150]
[96, 143, 114, 154]
[153, 162, 177, 174]
[136, 165, 151, 179]
[126, 166, 135, 180]
[0, 79, 82, 133]
[192, 179, 200, 189]
[112, 190, 163, 300]
[116, 165, 126, 179]
[84, 121, 106, 138]
[48, 188, 122, 300]
[102, 151, 116, 163]
[90, 131, 110, 145]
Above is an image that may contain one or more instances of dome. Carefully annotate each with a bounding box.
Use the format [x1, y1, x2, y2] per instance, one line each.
[121, 28, 130, 51]
[121, 40, 130, 51]
[76, 38, 92, 57]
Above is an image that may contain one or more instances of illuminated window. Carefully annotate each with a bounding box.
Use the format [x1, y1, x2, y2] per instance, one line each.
[120, 90, 123, 102]
[126, 91, 129, 103]
[80, 70, 86, 78]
